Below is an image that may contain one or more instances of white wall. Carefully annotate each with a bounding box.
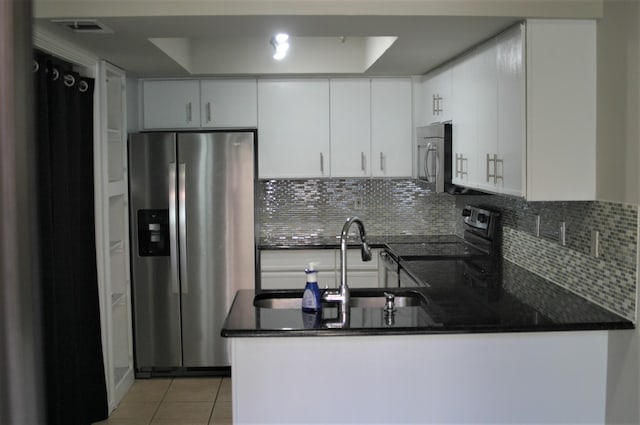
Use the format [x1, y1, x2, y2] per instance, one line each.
[597, 1, 640, 423]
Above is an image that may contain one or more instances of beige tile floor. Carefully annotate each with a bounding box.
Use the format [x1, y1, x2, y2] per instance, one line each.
[95, 377, 232, 425]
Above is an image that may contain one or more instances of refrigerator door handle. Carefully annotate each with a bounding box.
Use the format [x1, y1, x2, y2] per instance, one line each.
[179, 163, 188, 294]
[169, 163, 180, 294]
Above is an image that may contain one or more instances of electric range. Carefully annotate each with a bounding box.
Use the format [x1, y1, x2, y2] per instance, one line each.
[380, 205, 501, 325]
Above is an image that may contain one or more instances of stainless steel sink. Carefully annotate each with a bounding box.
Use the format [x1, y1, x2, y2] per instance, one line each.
[254, 290, 425, 309]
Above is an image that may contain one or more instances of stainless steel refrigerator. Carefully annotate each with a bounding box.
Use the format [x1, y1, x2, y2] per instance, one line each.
[128, 131, 256, 374]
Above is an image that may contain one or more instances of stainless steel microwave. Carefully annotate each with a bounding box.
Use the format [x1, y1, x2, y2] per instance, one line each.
[416, 123, 447, 192]
[417, 123, 479, 195]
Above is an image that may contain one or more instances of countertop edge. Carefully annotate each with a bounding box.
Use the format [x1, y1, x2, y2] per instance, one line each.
[221, 322, 634, 338]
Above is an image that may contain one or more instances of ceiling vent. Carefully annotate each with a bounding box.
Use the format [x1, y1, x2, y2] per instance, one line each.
[52, 19, 113, 34]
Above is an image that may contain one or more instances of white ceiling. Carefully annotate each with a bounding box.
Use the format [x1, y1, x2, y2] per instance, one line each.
[32, 1, 602, 77]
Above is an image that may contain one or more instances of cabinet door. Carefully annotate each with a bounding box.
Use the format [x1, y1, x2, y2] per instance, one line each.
[200, 79, 257, 128]
[260, 250, 336, 290]
[258, 79, 330, 178]
[419, 76, 436, 126]
[450, 56, 477, 187]
[496, 24, 525, 197]
[525, 19, 596, 201]
[435, 68, 453, 123]
[142, 80, 200, 129]
[473, 41, 499, 193]
[371, 78, 413, 177]
[330, 79, 371, 177]
[421, 67, 452, 125]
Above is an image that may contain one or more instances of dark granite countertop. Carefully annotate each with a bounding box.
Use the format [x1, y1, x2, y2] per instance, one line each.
[222, 258, 633, 337]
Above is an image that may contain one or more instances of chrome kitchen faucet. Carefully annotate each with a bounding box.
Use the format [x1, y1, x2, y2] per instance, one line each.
[322, 217, 372, 322]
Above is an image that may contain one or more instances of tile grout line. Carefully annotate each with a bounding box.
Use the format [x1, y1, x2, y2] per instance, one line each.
[149, 377, 173, 424]
[208, 378, 223, 424]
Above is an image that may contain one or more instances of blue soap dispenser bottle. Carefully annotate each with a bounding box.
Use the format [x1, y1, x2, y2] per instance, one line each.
[302, 262, 322, 313]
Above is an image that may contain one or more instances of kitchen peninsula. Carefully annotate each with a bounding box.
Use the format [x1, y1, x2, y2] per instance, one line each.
[223, 241, 632, 424]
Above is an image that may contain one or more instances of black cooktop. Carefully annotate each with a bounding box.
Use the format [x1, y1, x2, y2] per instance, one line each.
[386, 238, 490, 260]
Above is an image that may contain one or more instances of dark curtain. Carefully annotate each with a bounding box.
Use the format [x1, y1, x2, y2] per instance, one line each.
[34, 51, 108, 425]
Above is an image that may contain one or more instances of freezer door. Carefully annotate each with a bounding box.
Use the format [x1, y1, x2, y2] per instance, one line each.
[178, 132, 255, 367]
[128, 133, 182, 369]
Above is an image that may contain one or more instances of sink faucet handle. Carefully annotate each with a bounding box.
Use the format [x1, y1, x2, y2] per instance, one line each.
[383, 292, 396, 312]
[361, 242, 372, 261]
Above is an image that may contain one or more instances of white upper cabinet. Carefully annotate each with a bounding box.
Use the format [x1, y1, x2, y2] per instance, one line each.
[525, 20, 595, 201]
[496, 24, 525, 197]
[200, 79, 257, 128]
[420, 66, 453, 125]
[472, 39, 500, 194]
[142, 79, 257, 129]
[142, 80, 201, 129]
[451, 53, 477, 187]
[447, 20, 594, 201]
[330, 79, 371, 177]
[258, 79, 331, 178]
[370, 78, 413, 177]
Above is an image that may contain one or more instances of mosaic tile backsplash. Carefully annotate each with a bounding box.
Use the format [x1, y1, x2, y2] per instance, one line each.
[258, 179, 638, 320]
[455, 195, 638, 319]
[258, 179, 457, 240]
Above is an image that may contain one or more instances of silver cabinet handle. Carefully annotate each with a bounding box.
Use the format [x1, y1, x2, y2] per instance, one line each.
[361, 152, 366, 172]
[457, 154, 467, 178]
[495, 155, 504, 183]
[168, 163, 179, 294]
[486, 153, 503, 184]
[206, 102, 212, 123]
[379, 152, 385, 172]
[178, 163, 188, 294]
[187, 102, 192, 123]
[320, 152, 324, 174]
[432, 94, 437, 116]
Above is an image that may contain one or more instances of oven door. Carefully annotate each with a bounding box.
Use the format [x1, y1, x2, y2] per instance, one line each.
[378, 251, 399, 288]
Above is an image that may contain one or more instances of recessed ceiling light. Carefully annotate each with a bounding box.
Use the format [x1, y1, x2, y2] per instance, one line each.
[271, 33, 290, 60]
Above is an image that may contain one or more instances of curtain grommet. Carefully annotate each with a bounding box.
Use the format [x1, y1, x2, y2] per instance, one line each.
[64, 74, 75, 87]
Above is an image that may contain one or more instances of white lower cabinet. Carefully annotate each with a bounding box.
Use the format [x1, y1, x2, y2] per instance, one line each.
[232, 331, 609, 424]
[260, 248, 381, 290]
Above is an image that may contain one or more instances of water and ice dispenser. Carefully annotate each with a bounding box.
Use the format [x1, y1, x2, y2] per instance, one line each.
[137, 209, 170, 256]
